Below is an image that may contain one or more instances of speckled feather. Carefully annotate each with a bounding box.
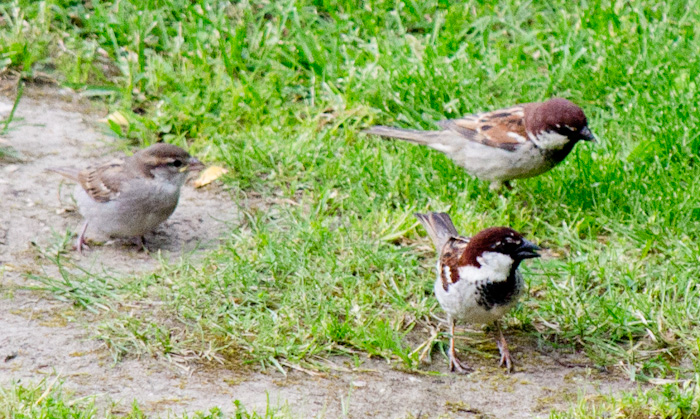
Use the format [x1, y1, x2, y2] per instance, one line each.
[75, 143, 193, 203]
[436, 104, 531, 152]
[364, 98, 594, 186]
[77, 162, 128, 203]
[416, 213, 538, 324]
[415, 212, 540, 371]
[47, 143, 202, 242]
[438, 227, 526, 311]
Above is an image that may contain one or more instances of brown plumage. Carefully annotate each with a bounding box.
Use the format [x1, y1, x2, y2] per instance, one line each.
[47, 143, 204, 252]
[48, 143, 195, 204]
[415, 212, 540, 373]
[365, 98, 595, 189]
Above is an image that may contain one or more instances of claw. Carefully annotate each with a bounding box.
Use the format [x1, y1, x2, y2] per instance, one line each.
[449, 349, 473, 374]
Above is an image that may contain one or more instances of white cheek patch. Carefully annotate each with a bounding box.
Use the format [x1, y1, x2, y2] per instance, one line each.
[532, 130, 570, 150]
[457, 265, 486, 283]
[456, 252, 514, 284]
[477, 252, 514, 278]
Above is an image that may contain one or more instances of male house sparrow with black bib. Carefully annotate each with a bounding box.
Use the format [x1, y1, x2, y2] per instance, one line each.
[415, 212, 540, 373]
[48, 143, 204, 252]
[365, 98, 595, 189]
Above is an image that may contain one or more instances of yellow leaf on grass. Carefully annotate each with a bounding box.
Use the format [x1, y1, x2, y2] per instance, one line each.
[193, 165, 228, 188]
[98, 111, 129, 127]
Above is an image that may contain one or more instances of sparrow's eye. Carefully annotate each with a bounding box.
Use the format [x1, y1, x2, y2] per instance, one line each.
[171, 160, 183, 168]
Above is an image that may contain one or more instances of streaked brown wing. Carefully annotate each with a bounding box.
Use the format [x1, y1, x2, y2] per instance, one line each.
[438, 235, 470, 291]
[436, 105, 529, 152]
[77, 162, 128, 203]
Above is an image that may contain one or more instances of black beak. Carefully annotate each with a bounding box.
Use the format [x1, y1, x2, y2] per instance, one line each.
[516, 239, 541, 259]
[187, 156, 205, 172]
[580, 126, 596, 142]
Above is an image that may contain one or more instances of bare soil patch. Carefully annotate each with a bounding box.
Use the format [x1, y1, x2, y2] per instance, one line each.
[0, 87, 638, 418]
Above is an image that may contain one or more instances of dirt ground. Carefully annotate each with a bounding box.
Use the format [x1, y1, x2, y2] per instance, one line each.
[0, 87, 639, 418]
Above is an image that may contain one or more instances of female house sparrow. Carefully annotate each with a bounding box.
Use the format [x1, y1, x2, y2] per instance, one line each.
[365, 98, 595, 189]
[48, 143, 204, 252]
[415, 212, 540, 373]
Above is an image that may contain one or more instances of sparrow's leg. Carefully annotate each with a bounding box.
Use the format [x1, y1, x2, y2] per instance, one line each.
[75, 221, 89, 254]
[448, 317, 472, 374]
[495, 322, 513, 372]
[489, 180, 513, 191]
[135, 235, 148, 252]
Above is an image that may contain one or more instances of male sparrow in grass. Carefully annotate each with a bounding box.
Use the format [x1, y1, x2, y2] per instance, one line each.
[365, 98, 595, 190]
[48, 143, 204, 252]
[415, 212, 540, 373]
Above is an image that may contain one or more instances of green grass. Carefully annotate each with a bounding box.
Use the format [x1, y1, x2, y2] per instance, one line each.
[4, 0, 700, 416]
[550, 377, 700, 419]
[0, 379, 103, 419]
[0, 379, 292, 418]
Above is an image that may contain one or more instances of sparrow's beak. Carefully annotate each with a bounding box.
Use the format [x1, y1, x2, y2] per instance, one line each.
[185, 157, 205, 172]
[516, 239, 541, 259]
[580, 126, 596, 142]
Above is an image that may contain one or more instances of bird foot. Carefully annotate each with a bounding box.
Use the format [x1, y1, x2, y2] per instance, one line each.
[73, 239, 89, 254]
[497, 335, 513, 373]
[489, 180, 513, 191]
[449, 350, 473, 374]
[74, 222, 89, 254]
[135, 235, 148, 252]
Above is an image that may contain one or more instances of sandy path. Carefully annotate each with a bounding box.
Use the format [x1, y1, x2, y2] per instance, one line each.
[0, 87, 637, 418]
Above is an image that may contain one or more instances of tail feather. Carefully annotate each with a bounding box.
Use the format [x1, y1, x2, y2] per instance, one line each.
[46, 167, 81, 182]
[363, 125, 444, 146]
[415, 212, 459, 251]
